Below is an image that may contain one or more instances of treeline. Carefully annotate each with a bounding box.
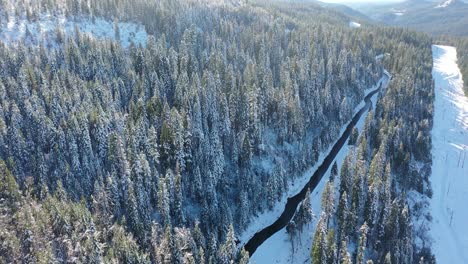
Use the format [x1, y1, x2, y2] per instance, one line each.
[457, 40, 468, 95]
[310, 28, 435, 264]
[436, 35, 468, 96]
[456, 39, 468, 95]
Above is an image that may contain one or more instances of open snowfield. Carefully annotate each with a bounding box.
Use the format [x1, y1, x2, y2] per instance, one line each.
[431, 45, 468, 264]
[0, 14, 148, 47]
[245, 76, 389, 264]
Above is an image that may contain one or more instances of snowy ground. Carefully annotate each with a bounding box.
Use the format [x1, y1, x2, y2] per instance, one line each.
[242, 76, 389, 264]
[430, 45, 468, 264]
[0, 13, 148, 47]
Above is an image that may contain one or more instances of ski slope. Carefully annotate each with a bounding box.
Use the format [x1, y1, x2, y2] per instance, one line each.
[431, 45, 468, 264]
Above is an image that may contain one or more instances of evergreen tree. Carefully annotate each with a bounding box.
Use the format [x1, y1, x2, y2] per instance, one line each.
[321, 181, 335, 226]
[337, 191, 349, 242]
[331, 162, 339, 182]
[296, 188, 314, 233]
[238, 247, 250, 264]
[340, 240, 353, 264]
[357, 222, 369, 264]
[311, 213, 328, 264]
[349, 127, 359, 146]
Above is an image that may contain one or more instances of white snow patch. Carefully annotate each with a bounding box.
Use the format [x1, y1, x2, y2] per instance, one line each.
[0, 14, 148, 48]
[349, 21, 361, 28]
[394, 12, 404, 16]
[375, 53, 391, 61]
[407, 188, 431, 251]
[245, 76, 390, 264]
[430, 45, 468, 264]
[435, 0, 454, 8]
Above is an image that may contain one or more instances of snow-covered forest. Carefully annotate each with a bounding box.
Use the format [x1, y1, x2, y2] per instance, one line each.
[309, 33, 434, 264]
[0, 0, 438, 263]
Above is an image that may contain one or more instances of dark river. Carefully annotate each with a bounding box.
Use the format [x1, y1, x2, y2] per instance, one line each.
[244, 76, 388, 256]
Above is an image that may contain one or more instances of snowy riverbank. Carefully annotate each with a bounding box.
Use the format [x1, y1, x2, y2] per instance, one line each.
[430, 45, 468, 264]
[242, 75, 390, 263]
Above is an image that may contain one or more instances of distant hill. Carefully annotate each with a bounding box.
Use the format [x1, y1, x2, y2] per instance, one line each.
[279, 0, 372, 24]
[352, 0, 468, 36]
[314, 1, 372, 22]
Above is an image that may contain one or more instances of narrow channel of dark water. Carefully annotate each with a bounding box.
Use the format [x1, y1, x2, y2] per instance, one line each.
[243, 78, 386, 256]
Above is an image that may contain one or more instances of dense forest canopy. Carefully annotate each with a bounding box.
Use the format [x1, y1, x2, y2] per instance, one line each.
[0, 0, 435, 263]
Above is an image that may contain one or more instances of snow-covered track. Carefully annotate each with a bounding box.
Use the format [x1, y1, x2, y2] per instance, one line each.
[430, 45, 468, 264]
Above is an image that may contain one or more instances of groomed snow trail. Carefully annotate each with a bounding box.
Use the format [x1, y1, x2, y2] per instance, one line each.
[431, 45, 468, 264]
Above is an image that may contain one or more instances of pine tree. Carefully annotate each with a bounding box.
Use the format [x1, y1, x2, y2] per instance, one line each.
[349, 127, 359, 146]
[133, 153, 152, 230]
[193, 166, 203, 201]
[127, 183, 144, 240]
[296, 188, 314, 233]
[331, 162, 339, 182]
[266, 173, 277, 210]
[326, 229, 336, 264]
[147, 126, 160, 168]
[218, 225, 236, 263]
[337, 191, 349, 242]
[311, 213, 328, 264]
[0, 160, 21, 209]
[238, 247, 250, 264]
[340, 153, 353, 196]
[357, 222, 369, 264]
[339, 239, 353, 264]
[174, 163, 185, 225]
[238, 191, 249, 226]
[321, 181, 335, 226]
[158, 175, 171, 225]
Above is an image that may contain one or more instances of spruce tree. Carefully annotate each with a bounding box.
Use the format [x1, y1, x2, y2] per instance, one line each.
[357, 222, 369, 264]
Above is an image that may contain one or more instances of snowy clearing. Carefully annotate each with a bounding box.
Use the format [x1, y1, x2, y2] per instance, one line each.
[430, 45, 468, 264]
[0, 14, 148, 48]
[245, 76, 389, 264]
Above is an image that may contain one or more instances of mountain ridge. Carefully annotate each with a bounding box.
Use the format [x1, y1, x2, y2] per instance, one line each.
[350, 0, 468, 36]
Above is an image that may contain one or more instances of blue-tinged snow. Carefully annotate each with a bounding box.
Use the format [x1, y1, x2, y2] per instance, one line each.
[430, 45, 468, 264]
[0, 14, 148, 48]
